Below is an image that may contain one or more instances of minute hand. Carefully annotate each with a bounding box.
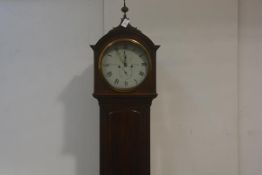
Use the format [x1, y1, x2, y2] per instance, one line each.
[123, 51, 127, 67]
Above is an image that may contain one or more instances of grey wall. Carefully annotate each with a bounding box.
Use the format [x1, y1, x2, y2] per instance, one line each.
[0, 1, 102, 175]
[239, 0, 262, 174]
[0, 0, 261, 175]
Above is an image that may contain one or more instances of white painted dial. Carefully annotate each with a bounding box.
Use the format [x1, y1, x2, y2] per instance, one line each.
[101, 40, 150, 90]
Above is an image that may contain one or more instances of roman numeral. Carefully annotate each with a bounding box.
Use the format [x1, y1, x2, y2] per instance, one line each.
[139, 71, 145, 76]
[114, 79, 119, 85]
[106, 72, 112, 77]
[141, 62, 147, 66]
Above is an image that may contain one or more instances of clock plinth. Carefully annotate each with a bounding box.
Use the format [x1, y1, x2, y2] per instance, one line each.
[91, 8, 159, 174]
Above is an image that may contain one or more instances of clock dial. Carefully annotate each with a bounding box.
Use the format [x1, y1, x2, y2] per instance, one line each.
[100, 40, 150, 90]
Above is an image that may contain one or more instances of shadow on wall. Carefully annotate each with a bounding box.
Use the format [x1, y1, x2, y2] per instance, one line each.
[58, 66, 99, 175]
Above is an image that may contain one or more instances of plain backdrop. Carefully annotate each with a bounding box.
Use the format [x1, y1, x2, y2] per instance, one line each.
[0, 0, 261, 175]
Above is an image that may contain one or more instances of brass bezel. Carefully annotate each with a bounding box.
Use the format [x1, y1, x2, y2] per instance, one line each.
[98, 38, 152, 92]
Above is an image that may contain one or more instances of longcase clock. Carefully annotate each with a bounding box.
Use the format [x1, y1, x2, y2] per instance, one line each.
[91, 1, 159, 175]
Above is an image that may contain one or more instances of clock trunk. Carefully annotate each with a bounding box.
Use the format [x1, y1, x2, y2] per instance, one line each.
[99, 98, 152, 175]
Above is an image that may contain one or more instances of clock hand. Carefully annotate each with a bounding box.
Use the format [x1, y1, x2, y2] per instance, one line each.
[123, 50, 127, 67]
[121, 66, 128, 75]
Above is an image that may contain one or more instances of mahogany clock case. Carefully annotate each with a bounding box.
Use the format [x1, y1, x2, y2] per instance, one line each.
[91, 23, 159, 175]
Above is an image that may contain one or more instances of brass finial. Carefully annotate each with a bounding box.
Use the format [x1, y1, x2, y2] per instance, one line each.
[121, 0, 129, 19]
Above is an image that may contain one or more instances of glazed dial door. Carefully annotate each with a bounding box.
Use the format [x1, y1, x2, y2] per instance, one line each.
[100, 40, 150, 90]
